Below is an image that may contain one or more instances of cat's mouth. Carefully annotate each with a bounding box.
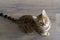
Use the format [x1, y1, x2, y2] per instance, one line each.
[43, 24, 51, 32]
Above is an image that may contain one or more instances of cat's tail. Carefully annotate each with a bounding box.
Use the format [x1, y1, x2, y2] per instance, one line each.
[0, 12, 17, 22]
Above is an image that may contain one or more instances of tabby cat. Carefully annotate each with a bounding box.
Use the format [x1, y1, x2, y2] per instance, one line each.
[0, 9, 51, 36]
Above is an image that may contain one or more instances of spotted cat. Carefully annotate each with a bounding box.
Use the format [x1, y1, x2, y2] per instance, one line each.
[0, 9, 51, 36]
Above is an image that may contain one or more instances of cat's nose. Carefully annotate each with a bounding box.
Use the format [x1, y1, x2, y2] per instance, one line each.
[40, 23, 44, 26]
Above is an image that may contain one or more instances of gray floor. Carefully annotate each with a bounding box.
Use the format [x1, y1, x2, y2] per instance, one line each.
[0, 0, 60, 40]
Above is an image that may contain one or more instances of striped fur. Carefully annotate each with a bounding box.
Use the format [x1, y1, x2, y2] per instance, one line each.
[0, 9, 51, 36]
[0, 13, 17, 22]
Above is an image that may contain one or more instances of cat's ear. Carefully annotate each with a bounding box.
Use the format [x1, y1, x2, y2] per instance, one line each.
[32, 16, 37, 19]
[37, 9, 48, 18]
[42, 9, 47, 15]
[42, 9, 48, 17]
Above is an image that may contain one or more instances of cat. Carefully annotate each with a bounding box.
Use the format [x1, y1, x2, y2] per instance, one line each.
[0, 9, 51, 37]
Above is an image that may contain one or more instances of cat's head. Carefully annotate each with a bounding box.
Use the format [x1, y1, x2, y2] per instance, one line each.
[37, 9, 48, 26]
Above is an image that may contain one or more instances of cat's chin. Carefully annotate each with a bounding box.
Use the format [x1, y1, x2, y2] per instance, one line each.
[41, 32, 50, 37]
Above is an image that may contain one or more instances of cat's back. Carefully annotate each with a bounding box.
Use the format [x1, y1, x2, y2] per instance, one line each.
[19, 15, 36, 23]
[18, 15, 37, 33]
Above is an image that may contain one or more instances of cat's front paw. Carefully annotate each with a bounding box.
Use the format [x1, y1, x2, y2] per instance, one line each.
[41, 32, 50, 37]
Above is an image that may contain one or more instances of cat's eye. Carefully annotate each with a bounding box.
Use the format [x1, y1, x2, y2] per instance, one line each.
[40, 24, 43, 25]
